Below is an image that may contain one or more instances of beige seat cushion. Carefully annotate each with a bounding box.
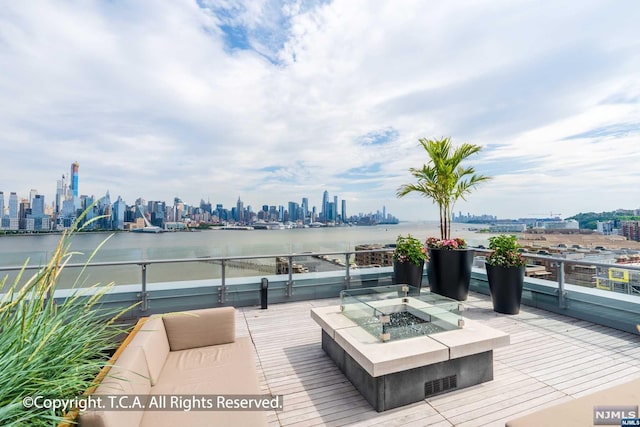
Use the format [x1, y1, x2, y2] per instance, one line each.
[142, 337, 267, 427]
[151, 337, 259, 392]
[162, 307, 235, 351]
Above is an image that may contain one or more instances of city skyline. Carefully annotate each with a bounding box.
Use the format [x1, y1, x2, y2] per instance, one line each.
[1, 2, 639, 221]
[0, 161, 399, 231]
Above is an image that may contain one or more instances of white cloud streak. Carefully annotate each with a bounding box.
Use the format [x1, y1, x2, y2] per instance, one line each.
[1, 0, 639, 220]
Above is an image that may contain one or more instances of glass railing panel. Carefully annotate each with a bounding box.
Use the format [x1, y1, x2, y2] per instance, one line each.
[592, 265, 640, 296]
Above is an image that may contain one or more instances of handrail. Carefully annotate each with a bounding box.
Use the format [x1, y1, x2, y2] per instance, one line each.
[2, 247, 640, 311]
[4, 247, 640, 272]
[0, 248, 395, 272]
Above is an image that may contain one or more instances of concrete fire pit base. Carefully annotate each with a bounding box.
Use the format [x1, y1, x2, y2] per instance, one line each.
[311, 305, 509, 412]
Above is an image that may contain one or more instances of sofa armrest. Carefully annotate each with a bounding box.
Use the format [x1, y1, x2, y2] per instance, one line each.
[162, 307, 236, 351]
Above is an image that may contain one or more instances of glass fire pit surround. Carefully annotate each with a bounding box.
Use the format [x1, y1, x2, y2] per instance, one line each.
[340, 285, 464, 342]
[311, 284, 510, 411]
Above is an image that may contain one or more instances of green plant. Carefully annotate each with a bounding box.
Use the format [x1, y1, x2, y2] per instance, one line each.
[396, 137, 490, 240]
[393, 235, 427, 266]
[486, 234, 527, 267]
[0, 212, 135, 426]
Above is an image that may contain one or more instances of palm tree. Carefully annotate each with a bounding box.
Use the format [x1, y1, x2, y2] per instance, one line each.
[397, 137, 490, 240]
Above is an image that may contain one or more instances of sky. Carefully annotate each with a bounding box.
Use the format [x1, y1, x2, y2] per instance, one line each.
[1, 0, 639, 222]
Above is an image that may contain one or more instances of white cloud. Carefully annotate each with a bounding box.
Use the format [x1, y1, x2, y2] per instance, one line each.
[1, 0, 639, 221]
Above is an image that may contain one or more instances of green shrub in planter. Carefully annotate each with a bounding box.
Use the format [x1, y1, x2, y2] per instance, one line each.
[486, 235, 526, 268]
[485, 234, 526, 314]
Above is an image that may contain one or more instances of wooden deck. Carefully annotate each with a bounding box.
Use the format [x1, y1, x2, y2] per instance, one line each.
[235, 292, 640, 427]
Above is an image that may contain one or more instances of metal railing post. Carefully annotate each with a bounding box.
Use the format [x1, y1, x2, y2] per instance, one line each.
[345, 253, 351, 289]
[286, 256, 293, 297]
[557, 260, 566, 308]
[139, 263, 148, 312]
[219, 259, 227, 304]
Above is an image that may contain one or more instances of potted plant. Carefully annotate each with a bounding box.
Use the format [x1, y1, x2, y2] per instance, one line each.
[397, 137, 490, 300]
[485, 234, 527, 314]
[392, 235, 428, 290]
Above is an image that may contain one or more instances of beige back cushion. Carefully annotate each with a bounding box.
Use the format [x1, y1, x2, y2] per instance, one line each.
[128, 317, 170, 385]
[162, 307, 236, 351]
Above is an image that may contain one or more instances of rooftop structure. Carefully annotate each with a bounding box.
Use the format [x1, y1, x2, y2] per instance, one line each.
[3, 249, 639, 425]
[240, 291, 640, 426]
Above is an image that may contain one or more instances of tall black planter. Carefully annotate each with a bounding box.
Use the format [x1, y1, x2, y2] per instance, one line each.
[486, 264, 525, 314]
[427, 248, 474, 301]
[393, 260, 425, 290]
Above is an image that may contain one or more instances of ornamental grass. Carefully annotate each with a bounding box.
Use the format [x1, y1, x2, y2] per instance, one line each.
[0, 213, 135, 426]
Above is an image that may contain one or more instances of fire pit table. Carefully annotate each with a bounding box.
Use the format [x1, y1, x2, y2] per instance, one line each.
[311, 285, 509, 411]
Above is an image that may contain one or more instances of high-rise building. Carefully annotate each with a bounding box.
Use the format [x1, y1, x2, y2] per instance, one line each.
[301, 198, 309, 222]
[27, 194, 49, 231]
[31, 194, 45, 217]
[621, 221, 640, 242]
[7, 192, 19, 229]
[19, 198, 30, 230]
[56, 176, 65, 214]
[322, 191, 329, 222]
[236, 197, 244, 223]
[288, 201, 299, 222]
[148, 201, 167, 227]
[9, 192, 18, 219]
[341, 199, 346, 223]
[70, 162, 79, 198]
[0, 191, 4, 217]
[112, 196, 126, 230]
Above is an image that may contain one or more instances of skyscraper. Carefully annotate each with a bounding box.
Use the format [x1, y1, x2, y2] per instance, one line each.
[31, 194, 45, 217]
[70, 162, 79, 198]
[56, 175, 65, 214]
[288, 201, 299, 222]
[301, 197, 309, 223]
[112, 196, 125, 230]
[322, 191, 329, 223]
[341, 199, 346, 223]
[236, 196, 244, 223]
[9, 192, 18, 230]
[9, 192, 18, 219]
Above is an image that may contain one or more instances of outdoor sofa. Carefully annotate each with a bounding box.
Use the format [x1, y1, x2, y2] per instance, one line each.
[78, 306, 268, 427]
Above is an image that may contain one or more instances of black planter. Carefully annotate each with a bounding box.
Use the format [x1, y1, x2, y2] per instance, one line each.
[427, 248, 474, 301]
[486, 263, 525, 314]
[393, 260, 425, 290]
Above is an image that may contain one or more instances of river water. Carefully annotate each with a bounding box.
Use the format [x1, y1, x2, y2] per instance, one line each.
[0, 222, 493, 289]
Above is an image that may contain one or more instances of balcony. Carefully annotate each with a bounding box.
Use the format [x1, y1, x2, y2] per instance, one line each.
[3, 249, 640, 426]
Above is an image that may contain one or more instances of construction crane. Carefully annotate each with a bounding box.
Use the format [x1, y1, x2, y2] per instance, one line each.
[528, 212, 562, 218]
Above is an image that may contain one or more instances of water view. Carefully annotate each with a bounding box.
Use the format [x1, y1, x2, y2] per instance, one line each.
[0, 223, 494, 290]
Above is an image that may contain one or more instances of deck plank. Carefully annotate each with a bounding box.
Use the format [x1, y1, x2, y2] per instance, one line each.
[239, 292, 640, 426]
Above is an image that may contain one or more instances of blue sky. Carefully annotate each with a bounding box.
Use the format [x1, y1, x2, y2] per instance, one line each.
[1, 0, 639, 221]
